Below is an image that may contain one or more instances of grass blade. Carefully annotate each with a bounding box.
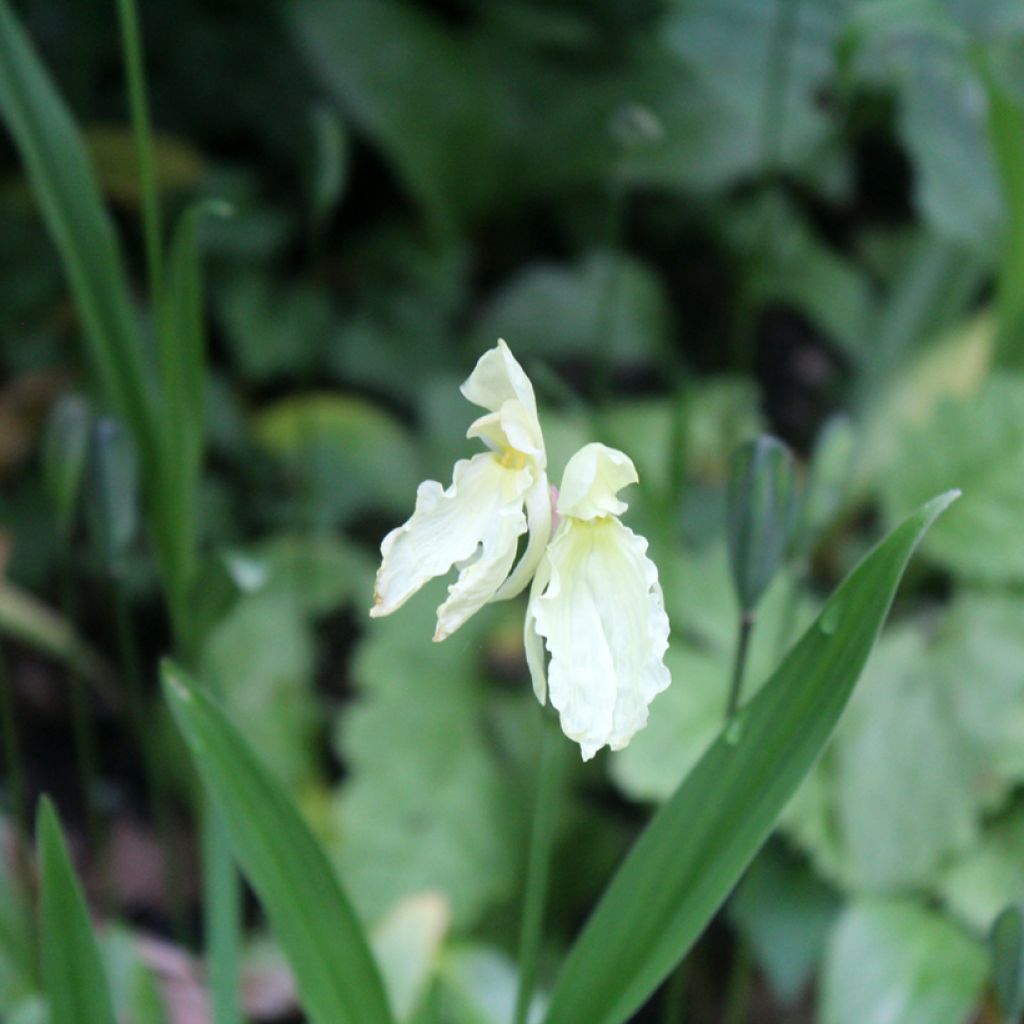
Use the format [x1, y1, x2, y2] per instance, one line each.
[37, 798, 117, 1024]
[0, 0, 155, 460]
[161, 661, 394, 1024]
[543, 491, 959, 1024]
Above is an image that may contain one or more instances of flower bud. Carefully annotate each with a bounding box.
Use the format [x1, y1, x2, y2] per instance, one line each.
[42, 394, 92, 538]
[83, 417, 139, 572]
[991, 904, 1024, 1021]
[726, 435, 798, 613]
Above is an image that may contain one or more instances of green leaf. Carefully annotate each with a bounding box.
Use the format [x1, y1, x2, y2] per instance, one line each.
[542, 491, 957, 1024]
[252, 392, 420, 527]
[201, 591, 318, 792]
[472, 251, 669, 369]
[331, 586, 518, 929]
[847, 4, 1002, 249]
[940, 809, 1024, 933]
[161, 662, 393, 1024]
[0, 0, 155, 459]
[821, 899, 987, 1024]
[37, 798, 117, 1024]
[832, 625, 978, 889]
[881, 373, 1024, 582]
[153, 199, 230, 618]
[290, 0, 503, 232]
[729, 845, 840, 1003]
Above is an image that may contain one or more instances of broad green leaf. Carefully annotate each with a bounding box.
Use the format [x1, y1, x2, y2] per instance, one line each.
[252, 392, 420, 527]
[290, 0, 503, 231]
[847, 4, 1002, 249]
[940, 810, 1024, 933]
[881, 373, 1024, 581]
[833, 626, 978, 889]
[649, 0, 852, 190]
[543, 492, 956, 1024]
[162, 663, 393, 1024]
[371, 893, 449, 1023]
[332, 586, 518, 928]
[201, 592, 317, 792]
[37, 799, 117, 1024]
[472, 251, 669, 368]
[436, 946, 545, 1024]
[0, 0, 155, 460]
[729, 845, 840, 1003]
[821, 899, 987, 1024]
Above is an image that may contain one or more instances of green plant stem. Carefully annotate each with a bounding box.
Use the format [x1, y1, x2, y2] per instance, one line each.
[0, 644, 29, 852]
[58, 551, 104, 885]
[110, 578, 188, 944]
[723, 936, 754, 1024]
[113, 0, 163, 301]
[725, 611, 756, 720]
[514, 719, 566, 1024]
[203, 797, 242, 1024]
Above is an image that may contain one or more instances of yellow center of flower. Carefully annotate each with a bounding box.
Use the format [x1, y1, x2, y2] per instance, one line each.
[498, 447, 528, 470]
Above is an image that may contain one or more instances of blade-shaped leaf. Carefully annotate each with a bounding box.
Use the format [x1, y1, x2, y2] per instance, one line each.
[161, 662, 393, 1024]
[153, 200, 230, 621]
[544, 491, 959, 1024]
[0, 0, 155, 460]
[37, 798, 117, 1024]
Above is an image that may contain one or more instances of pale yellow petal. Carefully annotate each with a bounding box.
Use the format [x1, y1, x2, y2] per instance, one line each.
[556, 443, 638, 521]
[371, 453, 532, 635]
[529, 517, 670, 759]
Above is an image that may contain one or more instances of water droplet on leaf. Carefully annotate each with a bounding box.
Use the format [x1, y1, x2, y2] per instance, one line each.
[818, 600, 843, 636]
[725, 718, 744, 746]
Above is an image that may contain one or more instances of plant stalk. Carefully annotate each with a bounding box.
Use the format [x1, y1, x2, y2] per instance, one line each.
[114, 0, 163, 301]
[725, 611, 756, 720]
[514, 719, 566, 1024]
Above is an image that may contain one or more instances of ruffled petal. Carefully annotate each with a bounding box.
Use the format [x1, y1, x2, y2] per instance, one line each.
[492, 475, 553, 602]
[461, 340, 544, 460]
[556, 443, 638, 521]
[528, 517, 671, 760]
[371, 453, 533, 638]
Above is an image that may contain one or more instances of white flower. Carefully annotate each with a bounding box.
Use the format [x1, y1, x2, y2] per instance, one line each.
[371, 339, 551, 641]
[525, 443, 671, 760]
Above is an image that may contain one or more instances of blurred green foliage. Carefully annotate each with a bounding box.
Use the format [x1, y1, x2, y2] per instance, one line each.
[2, 0, 1024, 1021]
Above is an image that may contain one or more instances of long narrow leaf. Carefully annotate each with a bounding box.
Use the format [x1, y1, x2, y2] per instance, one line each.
[153, 200, 230, 623]
[37, 798, 117, 1024]
[0, 0, 155, 460]
[161, 662, 394, 1024]
[544, 491, 958, 1024]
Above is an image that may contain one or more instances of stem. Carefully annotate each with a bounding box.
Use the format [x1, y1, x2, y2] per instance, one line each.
[114, 0, 163, 300]
[660, 960, 689, 1024]
[0, 644, 29, 854]
[203, 797, 242, 1024]
[514, 720, 566, 1024]
[723, 935, 754, 1024]
[59, 550, 104, 883]
[725, 612, 756, 720]
[111, 578, 188, 944]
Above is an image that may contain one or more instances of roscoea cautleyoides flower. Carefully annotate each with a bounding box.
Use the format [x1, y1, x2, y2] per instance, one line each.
[370, 339, 552, 641]
[524, 443, 671, 760]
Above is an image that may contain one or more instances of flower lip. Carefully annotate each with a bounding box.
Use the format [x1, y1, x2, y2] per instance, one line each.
[556, 442, 638, 521]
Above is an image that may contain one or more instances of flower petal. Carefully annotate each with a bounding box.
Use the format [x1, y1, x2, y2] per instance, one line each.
[371, 453, 533, 637]
[556, 443, 638, 521]
[492, 475, 553, 602]
[529, 517, 671, 759]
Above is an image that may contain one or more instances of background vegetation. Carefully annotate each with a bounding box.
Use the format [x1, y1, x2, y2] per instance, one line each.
[2, 0, 1024, 1021]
